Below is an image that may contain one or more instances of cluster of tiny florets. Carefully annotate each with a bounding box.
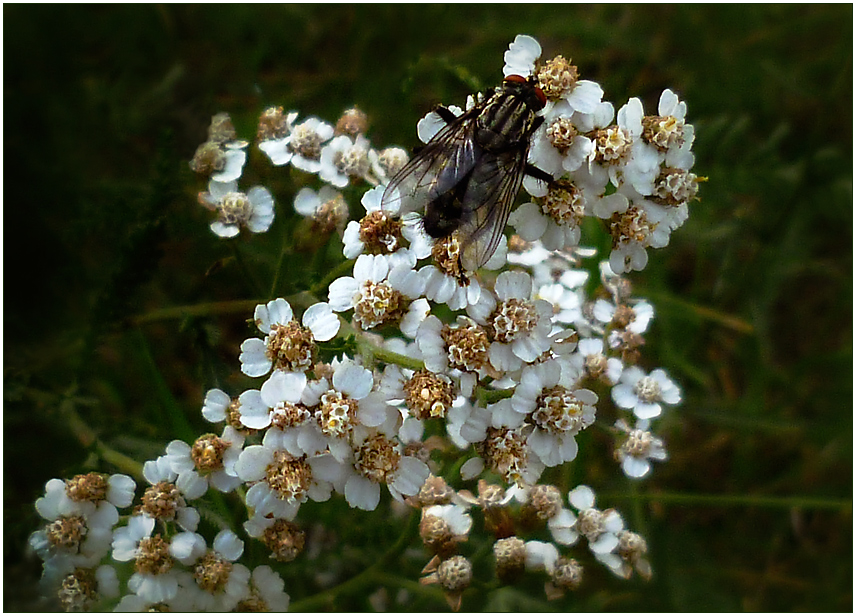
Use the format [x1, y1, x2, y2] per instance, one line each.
[30, 33, 693, 612]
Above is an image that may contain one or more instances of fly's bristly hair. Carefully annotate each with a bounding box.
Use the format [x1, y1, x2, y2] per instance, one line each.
[381, 75, 550, 273]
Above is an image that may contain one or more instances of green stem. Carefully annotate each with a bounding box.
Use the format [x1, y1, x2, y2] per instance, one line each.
[128, 299, 263, 326]
[643, 290, 754, 334]
[601, 491, 850, 511]
[357, 336, 426, 372]
[61, 402, 145, 479]
[311, 258, 355, 298]
[269, 233, 293, 299]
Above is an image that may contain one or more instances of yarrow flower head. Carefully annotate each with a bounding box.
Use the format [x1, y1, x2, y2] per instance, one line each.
[31, 32, 695, 610]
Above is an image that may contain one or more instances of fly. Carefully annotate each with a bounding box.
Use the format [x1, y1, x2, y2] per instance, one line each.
[381, 74, 551, 272]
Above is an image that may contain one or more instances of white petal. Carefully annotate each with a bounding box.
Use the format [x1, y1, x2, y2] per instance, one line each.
[634, 401, 662, 420]
[568, 485, 595, 510]
[212, 149, 247, 183]
[356, 392, 391, 427]
[302, 302, 340, 341]
[293, 187, 320, 216]
[265, 298, 293, 327]
[589, 532, 619, 554]
[213, 529, 244, 561]
[239, 338, 272, 377]
[106, 475, 137, 508]
[327, 277, 359, 312]
[495, 270, 532, 301]
[237, 389, 269, 429]
[353, 253, 389, 284]
[391, 457, 430, 496]
[622, 455, 651, 478]
[509, 202, 548, 241]
[503, 34, 541, 77]
[259, 138, 294, 166]
[210, 221, 240, 238]
[169, 531, 206, 564]
[344, 474, 380, 511]
[332, 361, 373, 400]
[234, 445, 273, 482]
[611, 384, 638, 409]
[460, 457, 484, 480]
[261, 370, 306, 405]
[176, 471, 208, 500]
[202, 388, 231, 423]
[524, 540, 558, 571]
[566, 80, 604, 115]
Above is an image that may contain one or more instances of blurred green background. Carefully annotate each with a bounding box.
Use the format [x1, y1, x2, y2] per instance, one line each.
[4, 5, 852, 611]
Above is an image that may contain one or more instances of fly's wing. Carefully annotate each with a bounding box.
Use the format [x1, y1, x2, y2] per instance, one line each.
[380, 108, 482, 217]
[458, 148, 528, 271]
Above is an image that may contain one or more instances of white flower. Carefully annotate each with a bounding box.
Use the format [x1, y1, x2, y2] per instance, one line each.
[237, 566, 291, 612]
[567, 485, 624, 554]
[164, 426, 245, 497]
[300, 357, 389, 461]
[293, 184, 344, 218]
[259, 116, 334, 173]
[328, 254, 421, 331]
[343, 429, 430, 511]
[614, 418, 668, 479]
[342, 184, 431, 266]
[34, 473, 135, 522]
[605, 201, 670, 274]
[128, 532, 206, 604]
[239, 298, 340, 379]
[510, 361, 597, 467]
[198, 179, 275, 238]
[655, 89, 695, 171]
[114, 570, 200, 611]
[137, 456, 200, 530]
[319, 134, 372, 187]
[419, 262, 484, 311]
[113, 519, 205, 605]
[616, 98, 661, 196]
[237, 370, 308, 430]
[562, 337, 624, 386]
[188, 529, 251, 611]
[510, 181, 585, 252]
[611, 366, 681, 420]
[423, 503, 473, 538]
[468, 270, 553, 372]
[592, 298, 655, 334]
[234, 440, 337, 520]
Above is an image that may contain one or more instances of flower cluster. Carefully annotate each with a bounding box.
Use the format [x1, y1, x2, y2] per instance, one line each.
[30, 34, 696, 611]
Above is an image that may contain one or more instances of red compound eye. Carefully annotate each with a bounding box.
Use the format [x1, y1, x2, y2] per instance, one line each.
[504, 74, 547, 107]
